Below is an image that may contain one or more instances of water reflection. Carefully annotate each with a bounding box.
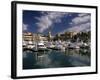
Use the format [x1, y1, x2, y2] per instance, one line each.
[23, 49, 90, 69]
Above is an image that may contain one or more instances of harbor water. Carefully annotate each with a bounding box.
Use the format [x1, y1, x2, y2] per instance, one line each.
[23, 49, 90, 69]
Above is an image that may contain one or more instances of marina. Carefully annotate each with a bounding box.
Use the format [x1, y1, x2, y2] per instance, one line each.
[22, 31, 91, 69]
[22, 11, 91, 70]
[23, 40, 90, 52]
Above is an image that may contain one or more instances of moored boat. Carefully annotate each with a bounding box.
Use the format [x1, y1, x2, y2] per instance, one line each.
[27, 41, 35, 49]
[33, 41, 48, 51]
[67, 43, 80, 49]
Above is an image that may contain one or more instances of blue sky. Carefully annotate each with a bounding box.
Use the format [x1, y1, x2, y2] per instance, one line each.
[23, 10, 91, 36]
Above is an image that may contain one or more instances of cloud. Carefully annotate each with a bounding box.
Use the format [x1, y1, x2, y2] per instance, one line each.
[59, 13, 91, 34]
[67, 22, 90, 32]
[23, 23, 28, 31]
[72, 14, 91, 25]
[78, 13, 88, 17]
[67, 13, 91, 32]
[36, 11, 69, 33]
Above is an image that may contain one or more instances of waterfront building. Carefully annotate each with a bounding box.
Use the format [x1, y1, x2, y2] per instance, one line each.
[23, 32, 33, 41]
[23, 32, 48, 42]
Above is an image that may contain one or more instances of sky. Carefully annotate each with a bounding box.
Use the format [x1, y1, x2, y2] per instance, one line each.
[23, 10, 91, 36]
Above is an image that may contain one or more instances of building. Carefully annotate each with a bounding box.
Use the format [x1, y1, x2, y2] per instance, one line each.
[64, 32, 78, 38]
[23, 32, 33, 41]
[69, 32, 78, 38]
[40, 36, 48, 41]
[23, 32, 48, 42]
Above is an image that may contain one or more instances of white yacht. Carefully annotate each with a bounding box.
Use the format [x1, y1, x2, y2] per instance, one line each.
[46, 42, 55, 49]
[34, 41, 47, 51]
[54, 41, 65, 50]
[22, 41, 27, 48]
[68, 43, 80, 49]
[27, 41, 35, 49]
[80, 42, 89, 49]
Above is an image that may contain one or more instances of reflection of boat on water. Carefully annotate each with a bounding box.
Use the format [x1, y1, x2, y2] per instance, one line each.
[23, 47, 91, 69]
[79, 49, 90, 56]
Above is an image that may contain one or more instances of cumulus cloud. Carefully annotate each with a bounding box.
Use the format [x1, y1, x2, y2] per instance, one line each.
[36, 11, 68, 33]
[23, 23, 28, 31]
[72, 14, 90, 25]
[67, 22, 90, 32]
[67, 13, 91, 32]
